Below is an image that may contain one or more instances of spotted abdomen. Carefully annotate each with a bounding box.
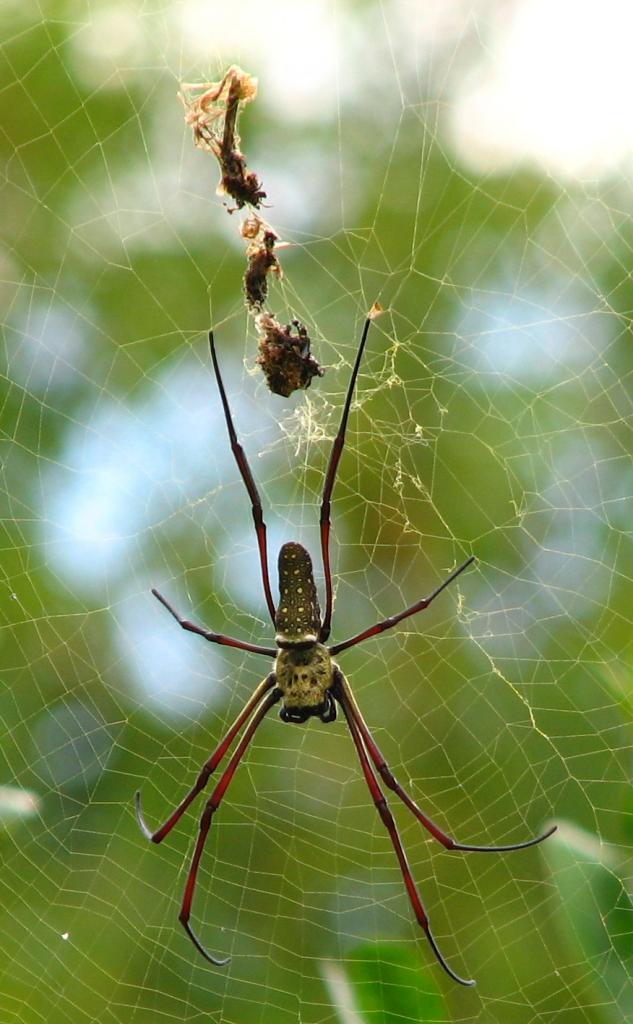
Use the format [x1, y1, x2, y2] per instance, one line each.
[275, 542, 321, 645]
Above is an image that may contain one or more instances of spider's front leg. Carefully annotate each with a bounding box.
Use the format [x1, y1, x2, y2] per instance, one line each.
[209, 332, 276, 625]
[318, 316, 374, 643]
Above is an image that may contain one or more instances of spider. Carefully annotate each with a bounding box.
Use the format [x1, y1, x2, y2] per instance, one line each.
[135, 317, 556, 986]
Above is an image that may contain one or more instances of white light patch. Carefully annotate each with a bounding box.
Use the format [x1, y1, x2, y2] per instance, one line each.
[42, 356, 276, 591]
[455, 281, 605, 381]
[115, 586, 226, 717]
[8, 302, 86, 396]
[0, 786, 40, 820]
[180, 0, 340, 120]
[71, 5, 148, 86]
[450, 0, 633, 179]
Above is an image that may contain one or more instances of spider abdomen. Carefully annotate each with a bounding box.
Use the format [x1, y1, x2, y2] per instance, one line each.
[275, 542, 321, 646]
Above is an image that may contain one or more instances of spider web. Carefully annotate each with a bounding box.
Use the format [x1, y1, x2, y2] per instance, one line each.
[2, 2, 633, 1022]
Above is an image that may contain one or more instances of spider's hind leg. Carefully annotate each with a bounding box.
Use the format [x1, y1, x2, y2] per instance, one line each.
[336, 670, 556, 854]
[336, 683, 475, 986]
[178, 687, 281, 967]
[135, 673, 277, 845]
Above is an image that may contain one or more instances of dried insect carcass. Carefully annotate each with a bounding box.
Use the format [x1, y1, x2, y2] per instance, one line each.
[241, 215, 282, 311]
[179, 66, 330, 398]
[179, 66, 265, 211]
[256, 313, 324, 397]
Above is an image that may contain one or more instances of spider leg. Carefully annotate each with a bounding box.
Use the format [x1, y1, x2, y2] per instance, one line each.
[135, 674, 276, 844]
[336, 671, 556, 853]
[209, 332, 277, 626]
[329, 556, 475, 656]
[152, 588, 276, 657]
[178, 687, 281, 966]
[318, 316, 373, 643]
[336, 687, 475, 987]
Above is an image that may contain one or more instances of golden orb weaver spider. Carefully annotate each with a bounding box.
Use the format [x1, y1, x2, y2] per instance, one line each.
[135, 317, 556, 986]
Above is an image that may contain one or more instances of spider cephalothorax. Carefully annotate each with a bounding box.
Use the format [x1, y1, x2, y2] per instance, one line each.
[136, 318, 556, 987]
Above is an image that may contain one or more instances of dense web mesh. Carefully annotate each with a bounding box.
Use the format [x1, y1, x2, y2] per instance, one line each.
[2, 2, 633, 1022]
